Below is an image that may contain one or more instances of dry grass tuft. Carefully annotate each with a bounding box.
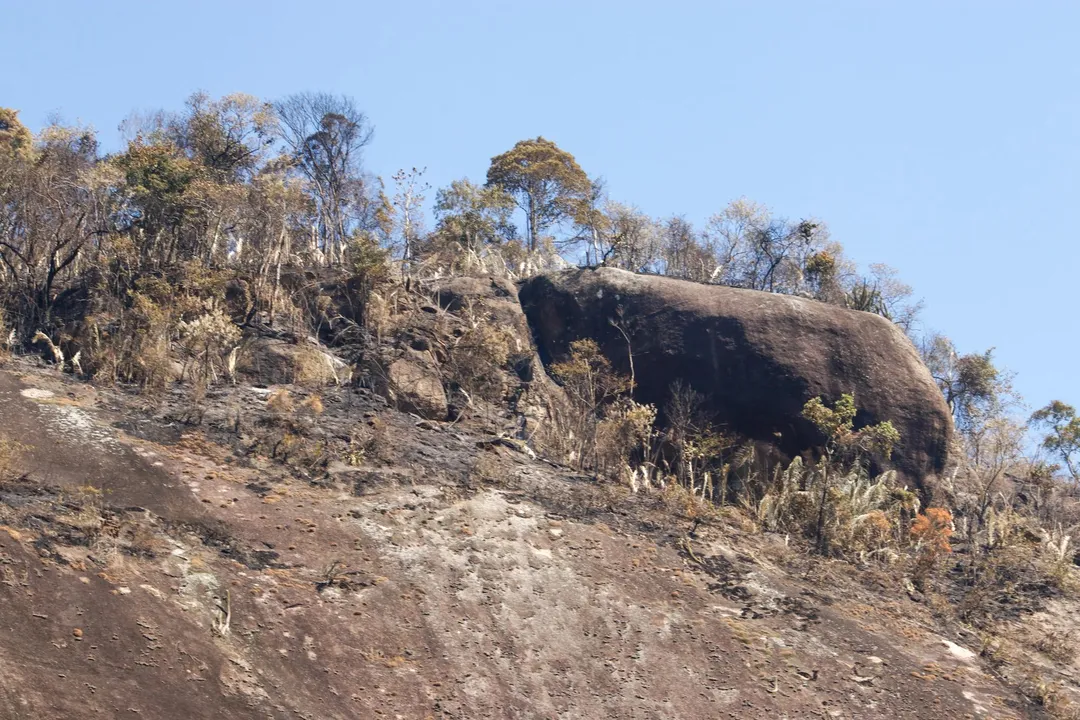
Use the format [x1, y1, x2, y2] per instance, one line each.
[267, 389, 295, 416]
[300, 395, 325, 415]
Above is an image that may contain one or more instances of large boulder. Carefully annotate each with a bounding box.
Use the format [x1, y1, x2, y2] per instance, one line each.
[518, 267, 953, 485]
[381, 358, 449, 420]
[237, 337, 345, 387]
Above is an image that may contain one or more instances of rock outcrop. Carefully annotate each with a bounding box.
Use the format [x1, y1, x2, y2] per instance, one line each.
[428, 274, 573, 448]
[518, 267, 952, 484]
[0, 365, 1020, 720]
[237, 337, 345, 387]
[381, 357, 449, 419]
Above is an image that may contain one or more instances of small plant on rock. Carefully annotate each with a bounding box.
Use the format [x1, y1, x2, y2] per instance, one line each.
[801, 393, 900, 553]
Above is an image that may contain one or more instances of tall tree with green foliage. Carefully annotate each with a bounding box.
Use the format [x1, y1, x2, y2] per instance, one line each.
[485, 137, 590, 252]
[1030, 401, 1080, 482]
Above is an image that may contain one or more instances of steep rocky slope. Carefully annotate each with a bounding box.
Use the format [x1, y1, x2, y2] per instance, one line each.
[0, 362, 1049, 719]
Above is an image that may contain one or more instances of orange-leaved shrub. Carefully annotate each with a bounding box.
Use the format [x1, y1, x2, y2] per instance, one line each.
[911, 507, 953, 590]
[912, 507, 953, 554]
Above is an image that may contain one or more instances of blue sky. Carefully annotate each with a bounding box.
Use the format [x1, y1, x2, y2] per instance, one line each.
[2, 0, 1077, 414]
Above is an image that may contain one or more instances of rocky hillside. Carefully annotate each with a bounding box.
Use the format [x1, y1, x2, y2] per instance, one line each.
[0, 362, 1045, 720]
[0, 271, 1075, 719]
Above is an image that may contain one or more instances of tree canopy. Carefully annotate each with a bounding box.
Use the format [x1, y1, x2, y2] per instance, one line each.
[1031, 401, 1080, 482]
[485, 137, 591, 252]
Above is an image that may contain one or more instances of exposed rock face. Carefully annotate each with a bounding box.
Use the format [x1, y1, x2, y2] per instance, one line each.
[428, 274, 573, 451]
[382, 358, 448, 420]
[237, 337, 344, 387]
[518, 267, 952, 484]
[0, 366, 1022, 720]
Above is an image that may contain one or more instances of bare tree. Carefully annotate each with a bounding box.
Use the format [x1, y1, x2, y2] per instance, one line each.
[666, 380, 704, 485]
[659, 216, 714, 282]
[576, 191, 661, 272]
[847, 263, 923, 334]
[704, 198, 825, 293]
[390, 167, 430, 265]
[966, 416, 1026, 526]
[0, 122, 109, 329]
[273, 92, 374, 265]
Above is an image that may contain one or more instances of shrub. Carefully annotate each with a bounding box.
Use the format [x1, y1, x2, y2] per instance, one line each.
[178, 307, 242, 387]
[800, 394, 901, 552]
[60, 483, 105, 542]
[802, 393, 900, 461]
[71, 262, 241, 391]
[953, 515, 1073, 625]
[664, 381, 737, 499]
[594, 399, 657, 488]
[911, 507, 953, 589]
[752, 454, 912, 561]
[662, 481, 721, 522]
[551, 339, 632, 471]
[443, 307, 517, 402]
[341, 417, 392, 467]
[742, 395, 914, 557]
[911, 507, 954, 554]
[850, 510, 893, 553]
[266, 388, 295, 416]
[300, 394, 324, 415]
[348, 235, 390, 285]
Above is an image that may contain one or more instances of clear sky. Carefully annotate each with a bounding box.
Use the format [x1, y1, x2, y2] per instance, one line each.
[2, 0, 1077, 414]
